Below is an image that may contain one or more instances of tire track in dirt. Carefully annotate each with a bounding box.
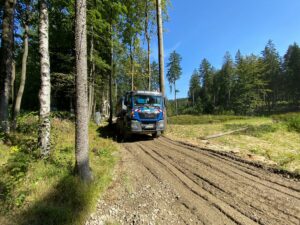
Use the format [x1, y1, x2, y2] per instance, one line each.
[158, 138, 300, 197]
[122, 137, 300, 225]
[162, 138, 300, 192]
[142, 140, 300, 225]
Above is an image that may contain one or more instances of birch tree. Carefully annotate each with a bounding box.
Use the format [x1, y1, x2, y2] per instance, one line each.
[75, 0, 92, 182]
[0, 0, 16, 133]
[38, 0, 51, 157]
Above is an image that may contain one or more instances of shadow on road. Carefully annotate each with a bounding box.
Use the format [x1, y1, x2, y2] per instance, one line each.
[97, 123, 153, 143]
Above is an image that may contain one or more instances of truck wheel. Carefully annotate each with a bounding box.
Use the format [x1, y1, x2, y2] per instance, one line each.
[152, 132, 160, 138]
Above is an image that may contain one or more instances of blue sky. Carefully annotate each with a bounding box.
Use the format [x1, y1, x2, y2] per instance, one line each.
[152, 0, 300, 99]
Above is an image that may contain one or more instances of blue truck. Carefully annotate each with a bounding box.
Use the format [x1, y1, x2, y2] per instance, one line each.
[116, 90, 166, 139]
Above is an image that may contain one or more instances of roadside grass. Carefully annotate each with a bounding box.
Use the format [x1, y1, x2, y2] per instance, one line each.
[0, 113, 118, 225]
[168, 114, 248, 125]
[166, 114, 300, 174]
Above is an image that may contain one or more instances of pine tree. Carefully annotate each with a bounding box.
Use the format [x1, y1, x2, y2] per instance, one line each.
[188, 69, 200, 106]
[283, 43, 300, 104]
[156, 0, 165, 95]
[166, 51, 182, 115]
[75, 0, 92, 182]
[261, 40, 282, 111]
[199, 58, 215, 113]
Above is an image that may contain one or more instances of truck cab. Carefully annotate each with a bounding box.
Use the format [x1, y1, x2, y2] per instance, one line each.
[116, 90, 166, 138]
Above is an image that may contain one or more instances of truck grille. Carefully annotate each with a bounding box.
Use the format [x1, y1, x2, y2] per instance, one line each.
[138, 112, 158, 119]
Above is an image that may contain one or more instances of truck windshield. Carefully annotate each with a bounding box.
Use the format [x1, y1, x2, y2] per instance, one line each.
[133, 95, 162, 107]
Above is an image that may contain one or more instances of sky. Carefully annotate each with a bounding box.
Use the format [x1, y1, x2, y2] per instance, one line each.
[151, 0, 300, 99]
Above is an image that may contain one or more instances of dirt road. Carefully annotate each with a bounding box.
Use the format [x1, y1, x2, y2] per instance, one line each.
[86, 136, 300, 225]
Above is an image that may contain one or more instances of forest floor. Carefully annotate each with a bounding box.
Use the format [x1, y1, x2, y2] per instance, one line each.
[85, 135, 300, 225]
[0, 113, 118, 225]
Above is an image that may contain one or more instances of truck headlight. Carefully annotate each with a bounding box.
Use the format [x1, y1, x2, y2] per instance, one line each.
[131, 120, 140, 130]
[157, 120, 164, 129]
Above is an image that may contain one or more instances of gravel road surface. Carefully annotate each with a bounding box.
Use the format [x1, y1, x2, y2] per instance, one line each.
[86, 136, 300, 225]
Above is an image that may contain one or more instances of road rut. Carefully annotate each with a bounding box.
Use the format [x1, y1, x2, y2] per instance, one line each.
[86, 136, 300, 225]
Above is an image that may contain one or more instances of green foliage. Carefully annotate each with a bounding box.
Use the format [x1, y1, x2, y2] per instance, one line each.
[0, 114, 118, 225]
[184, 40, 300, 116]
[272, 113, 300, 133]
[166, 50, 182, 93]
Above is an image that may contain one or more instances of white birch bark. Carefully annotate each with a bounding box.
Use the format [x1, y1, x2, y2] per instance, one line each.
[75, 0, 92, 182]
[38, 0, 51, 157]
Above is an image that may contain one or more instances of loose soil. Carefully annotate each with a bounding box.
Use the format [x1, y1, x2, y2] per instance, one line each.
[86, 136, 300, 225]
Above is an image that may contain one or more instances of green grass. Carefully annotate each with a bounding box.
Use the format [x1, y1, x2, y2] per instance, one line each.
[168, 114, 248, 125]
[0, 113, 118, 225]
[166, 114, 300, 174]
[272, 112, 300, 132]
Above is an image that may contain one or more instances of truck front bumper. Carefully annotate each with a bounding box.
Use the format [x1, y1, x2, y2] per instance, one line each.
[130, 120, 164, 133]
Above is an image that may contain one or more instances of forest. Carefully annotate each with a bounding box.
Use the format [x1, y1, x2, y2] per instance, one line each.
[176, 40, 300, 116]
[0, 0, 168, 179]
[1, 0, 168, 223]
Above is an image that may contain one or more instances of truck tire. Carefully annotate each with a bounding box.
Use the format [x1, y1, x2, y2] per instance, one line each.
[152, 132, 160, 138]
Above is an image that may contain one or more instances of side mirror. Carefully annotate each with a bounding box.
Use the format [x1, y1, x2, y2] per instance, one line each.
[122, 97, 127, 111]
[122, 104, 127, 111]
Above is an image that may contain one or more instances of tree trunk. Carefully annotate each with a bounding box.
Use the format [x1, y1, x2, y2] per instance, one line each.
[0, 0, 16, 133]
[109, 25, 113, 125]
[192, 90, 195, 106]
[11, 60, 15, 104]
[13, 2, 30, 129]
[115, 78, 118, 102]
[75, 0, 92, 182]
[145, 1, 151, 91]
[38, 0, 51, 157]
[156, 0, 165, 96]
[88, 27, 95, 121]
[174, 82, 178, 115]
[130, 42, 135, 91]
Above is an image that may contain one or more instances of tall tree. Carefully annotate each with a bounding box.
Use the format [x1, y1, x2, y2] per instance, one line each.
[150, 60, 160, 91]
[38, 0, 51, 157]
[199, 58, 215, 113]
[283, 43, 300, 104]
[261, 40, 282, 111]
[188, 69, 200, 106]
[166, 51, 182, 115]
[156, 0, 165, 96]
[75, 0, 92, 182]
[13, 0, 31, 128]
[232, 54, 265, 114]
[0, 0, 16, 133]
[144, 0, 156, 90]
[218, 52, 235, 110]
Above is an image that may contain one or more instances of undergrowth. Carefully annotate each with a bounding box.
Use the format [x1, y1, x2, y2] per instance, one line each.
[0, 112, 118, 225]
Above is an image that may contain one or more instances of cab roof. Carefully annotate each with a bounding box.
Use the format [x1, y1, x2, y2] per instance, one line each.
[127, 90, 163, 96]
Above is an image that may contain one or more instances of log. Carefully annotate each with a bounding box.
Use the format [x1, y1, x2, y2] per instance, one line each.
[200, 127, 248, 140]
